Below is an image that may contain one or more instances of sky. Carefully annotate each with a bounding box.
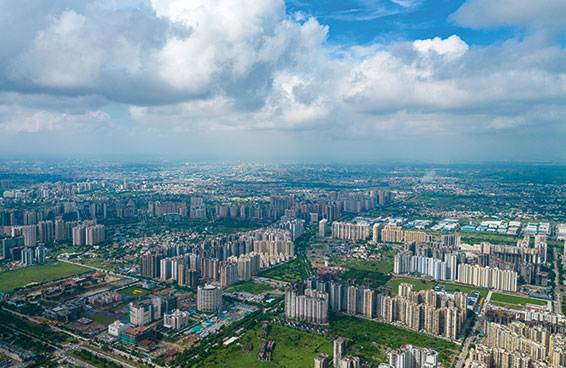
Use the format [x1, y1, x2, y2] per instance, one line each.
[0, 0, 565, 162]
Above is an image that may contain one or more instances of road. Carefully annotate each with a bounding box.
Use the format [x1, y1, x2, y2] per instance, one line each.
[455, 317, 483, 368]
[484, 290, 493, 305]
[58, 257, 139, 281]
[2, 306, 88, 342]
[0, 318, 95, 368]
[554, 248, 562, 315]
[80, 346, 139, 368]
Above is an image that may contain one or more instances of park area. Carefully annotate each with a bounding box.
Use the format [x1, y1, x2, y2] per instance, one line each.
[0, 262, 91, 292]
[329, 314, 459, 366]
[199, 323, 332, 367]
[197, 311, 459, 367]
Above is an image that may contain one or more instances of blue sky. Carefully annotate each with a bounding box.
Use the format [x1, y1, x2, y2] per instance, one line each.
[288, 0, 516, 46]
[0, 0, 565, 162]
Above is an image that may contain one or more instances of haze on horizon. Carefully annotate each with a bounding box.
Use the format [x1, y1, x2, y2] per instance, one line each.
[0, 0, 565, 162]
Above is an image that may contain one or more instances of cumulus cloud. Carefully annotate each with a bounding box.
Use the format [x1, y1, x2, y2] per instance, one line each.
[450, 0, 566, 30]
[413, 35, 469, 61]
[0, 0, 565, 160]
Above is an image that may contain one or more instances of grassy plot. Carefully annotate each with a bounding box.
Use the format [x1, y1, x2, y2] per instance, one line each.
[388, 277, 436, 296]
[438, 282, 489, 299]
[119, 285, 150, 297]
[458, 230, 518, 246]
[199, 324, 332, 367]
[329, 314, 459, 366]
[225, 281, 275, 295]
[0, 262, 91, 292]
[259, 258, 309, 283]
[490, 293, 547, 307]
[339, 256, 394, 288]
[80, 312, 117, 325]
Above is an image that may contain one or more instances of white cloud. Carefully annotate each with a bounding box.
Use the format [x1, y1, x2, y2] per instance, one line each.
[413, 35, 469, 60]
[1, 109, 110, 133]
[450, 0, 566, 29]
[0, 0, 565, 160]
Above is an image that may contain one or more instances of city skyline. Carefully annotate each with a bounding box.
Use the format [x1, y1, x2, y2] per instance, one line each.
[0, 0, 565, 161]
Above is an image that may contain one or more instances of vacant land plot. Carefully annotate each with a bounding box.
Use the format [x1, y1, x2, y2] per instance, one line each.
[259, 258, 309, 283]
[0, 262, 91, 292]
[339, 256, 394, 288]
[80, 311, 118, 325]
[225, 281, 275, 295]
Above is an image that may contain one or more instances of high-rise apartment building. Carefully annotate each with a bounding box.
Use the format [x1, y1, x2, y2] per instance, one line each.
[197, 285, 222, 312]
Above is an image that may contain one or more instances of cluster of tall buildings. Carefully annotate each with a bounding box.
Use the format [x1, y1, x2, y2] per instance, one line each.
[148, 201, 188, 218]
[158, 254, 200, 287]
[128, 294, 177, 327]
[285, 285, 329, 324]
[286, 279, 467, 341]
[72, 223, 105, 246]
[479, 235, 548, 285]
[275, 217, 305, 241]
[379, 345, 439, 368]
[394, 251, 460, 281]
[466, 321, 566, 368]
[331, 221, 371, 240]
[381, 283, 467, 340]
[140, 228, 294, 288]
[2, 236, 47, 264]
[380, 225, 433, 244]
[221, 252, 260, 287]
[457, 264, 518, 292]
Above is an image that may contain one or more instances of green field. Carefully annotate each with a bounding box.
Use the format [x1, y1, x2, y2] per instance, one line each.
[338, 253, 395, 288]
[458, 230, 518, 246]
[388, 277, 436, 296]
[258, 258, 309, 283]
[438, 282, 489, 299]
[329, 314, 459, 366]
[199, 324, 332, 367]
[80, 312, 117, 325]
[225, 281, 275, 295]
[0, 262, 91, 292]
[119, 285, 150, 297]
[490, 293, 547, 307]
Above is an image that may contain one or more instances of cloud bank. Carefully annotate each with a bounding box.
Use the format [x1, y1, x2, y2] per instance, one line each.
[0, 0, 565, 161]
